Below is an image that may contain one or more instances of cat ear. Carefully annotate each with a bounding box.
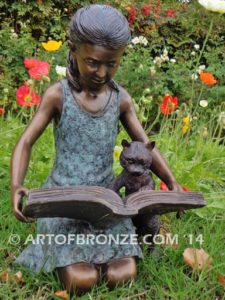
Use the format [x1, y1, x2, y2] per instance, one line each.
[146, 141, 155, 151]
[121, 139, 131, 148]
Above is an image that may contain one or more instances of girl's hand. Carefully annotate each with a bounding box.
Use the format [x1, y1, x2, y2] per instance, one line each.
[167, 181, 183, 192]
[12, 186, 34, 223]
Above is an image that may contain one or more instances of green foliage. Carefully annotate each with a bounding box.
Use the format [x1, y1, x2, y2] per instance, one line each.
[0, 2, 224, 299]
[1, 115, 225, 299]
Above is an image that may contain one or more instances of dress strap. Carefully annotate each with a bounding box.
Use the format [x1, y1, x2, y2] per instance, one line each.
[60, 79, 71, 103]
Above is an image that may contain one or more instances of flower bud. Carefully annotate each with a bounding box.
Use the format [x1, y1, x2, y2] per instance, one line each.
[42, 76, 50, 82]
[202, 127, 208, 138]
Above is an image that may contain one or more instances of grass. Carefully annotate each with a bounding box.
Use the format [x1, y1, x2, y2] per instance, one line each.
[0, 117, 224, 299]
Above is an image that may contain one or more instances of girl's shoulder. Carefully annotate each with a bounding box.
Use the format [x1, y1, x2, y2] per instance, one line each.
[116, 84, 133, 114]
[41, 81, 63, 115]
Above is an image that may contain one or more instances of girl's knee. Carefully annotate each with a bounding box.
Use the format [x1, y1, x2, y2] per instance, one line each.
[105, 257, 137, 289]
[57, 262, 99, 293]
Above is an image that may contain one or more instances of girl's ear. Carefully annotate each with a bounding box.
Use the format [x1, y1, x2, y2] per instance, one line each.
[146, 141, 155, 151]
[68, 40, 76, 52]
[121, 139, 130, 148]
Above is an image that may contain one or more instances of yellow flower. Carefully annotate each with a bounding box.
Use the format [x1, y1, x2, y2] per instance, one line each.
[113, 146, 122, 161]
[198, 0, 225, 14]
[183, 116, 190, 126]
[182, 116, 190, 134]
[42, 40, 62, 52]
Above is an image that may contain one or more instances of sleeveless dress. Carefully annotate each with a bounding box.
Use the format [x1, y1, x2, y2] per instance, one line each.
[15, 79, 143, 273]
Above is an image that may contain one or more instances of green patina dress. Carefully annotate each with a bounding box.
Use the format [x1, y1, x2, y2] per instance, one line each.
[15, 79, 143, 273]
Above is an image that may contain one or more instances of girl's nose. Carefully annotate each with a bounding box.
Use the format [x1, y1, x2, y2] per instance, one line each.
[96, 64, 107, 78]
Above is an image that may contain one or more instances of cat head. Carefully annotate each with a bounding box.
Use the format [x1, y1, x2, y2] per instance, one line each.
[119, 140, 155, 176]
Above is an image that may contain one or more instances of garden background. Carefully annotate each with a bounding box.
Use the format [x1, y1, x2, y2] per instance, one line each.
[0, 0, 225, 299]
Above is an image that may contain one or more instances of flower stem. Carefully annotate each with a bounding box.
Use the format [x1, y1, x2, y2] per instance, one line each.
[196, 18, 214, 68]
[189, 18, 214, 110]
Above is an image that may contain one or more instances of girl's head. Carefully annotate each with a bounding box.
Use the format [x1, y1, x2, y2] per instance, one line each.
[67, 4, 131, 92]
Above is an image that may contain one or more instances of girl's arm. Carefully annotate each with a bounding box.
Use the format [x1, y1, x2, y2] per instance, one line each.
[10, 82, 63, 222]
[118, 86, 181, 191]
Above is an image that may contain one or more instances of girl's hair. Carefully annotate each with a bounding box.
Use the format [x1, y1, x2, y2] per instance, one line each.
[67, 4, 131, 92]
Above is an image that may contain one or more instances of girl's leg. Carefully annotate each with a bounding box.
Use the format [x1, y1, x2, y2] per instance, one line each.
[56, 262, 99, 294]
[104, 257, 137, 289]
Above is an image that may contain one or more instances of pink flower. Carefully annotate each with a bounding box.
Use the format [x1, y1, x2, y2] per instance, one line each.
[0, 107, 5, 115]
[127, 5, 138, 26]
[16, 82, 41, 107]
[24, 58, 41, 69]
[166, 9, 177, 18]
[24, 58, 50, 80]
[141, 4, 151, 17]
[29, 61, 50, 80]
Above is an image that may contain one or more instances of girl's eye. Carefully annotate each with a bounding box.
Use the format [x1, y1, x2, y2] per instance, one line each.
[107, 62, 117, 68]
[85, 60, 98, 67]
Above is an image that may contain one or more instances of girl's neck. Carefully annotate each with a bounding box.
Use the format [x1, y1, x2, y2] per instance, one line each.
[82, 84, 108, 99]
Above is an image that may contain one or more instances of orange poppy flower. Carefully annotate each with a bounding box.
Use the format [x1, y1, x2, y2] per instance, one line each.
[200, 72, 217, 85]
[160, 181, 189, 192]
[160, 95, 178, 114]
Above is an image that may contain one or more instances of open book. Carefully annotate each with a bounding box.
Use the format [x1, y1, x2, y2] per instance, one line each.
[23, 186, 205, 227]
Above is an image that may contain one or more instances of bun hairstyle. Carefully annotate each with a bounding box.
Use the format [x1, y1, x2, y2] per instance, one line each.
[67, 4, 131, 92]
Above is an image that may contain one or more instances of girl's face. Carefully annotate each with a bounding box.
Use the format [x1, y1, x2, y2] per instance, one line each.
[73, 43, 125, 90]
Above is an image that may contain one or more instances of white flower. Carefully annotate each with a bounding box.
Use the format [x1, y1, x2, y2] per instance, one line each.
[199, 100, 208, 107]
[194, 44, 200, 50]
[198, 64, 206, 74]
[163, 48, 168, 56]
[170, 58, 176, 63]
[131, 37, 140, 45]
[11, 32, 18, 38]
[161, 54, 169, 62]
[139, 36, 148, 46]
[150, 66, 156, 76]
[218, 112, 225, 128]
[55, 65, 67, 77]
[198, 0, 225, 14]
[199, 65, 206, 71]
[153, 56, 162, 65]
[191, 51, 196, 56]
[191, 74, 198, 80]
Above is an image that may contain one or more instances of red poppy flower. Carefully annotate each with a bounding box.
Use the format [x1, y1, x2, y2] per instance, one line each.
[160, 95, 178, 114]
[29, 61, 50, 80]
[24, 58, 41, 69]
[200, 72, 217, 85]
[0, 107, 4, 115]
[141, 4, 151, 17]
[127, 5, 137, 26]
[166, 9, 176, 18]
[160, 181, 190, 192]
[16, 82, 41, 107]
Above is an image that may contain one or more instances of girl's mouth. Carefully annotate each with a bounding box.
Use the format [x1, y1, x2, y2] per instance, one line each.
[91, 78, 106, 84]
